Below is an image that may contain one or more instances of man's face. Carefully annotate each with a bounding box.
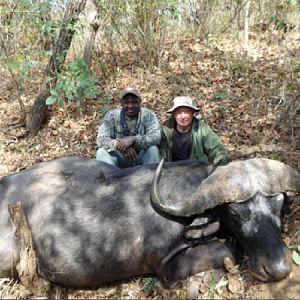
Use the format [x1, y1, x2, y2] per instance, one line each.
[120, 94, 141, 118]
[172, 106, 195, 128]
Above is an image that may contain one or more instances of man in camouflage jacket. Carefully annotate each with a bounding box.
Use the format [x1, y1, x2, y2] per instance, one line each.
[96, 87, 161, 168]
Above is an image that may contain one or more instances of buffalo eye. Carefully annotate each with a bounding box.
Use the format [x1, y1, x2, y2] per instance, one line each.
[228, 203, 251, 223]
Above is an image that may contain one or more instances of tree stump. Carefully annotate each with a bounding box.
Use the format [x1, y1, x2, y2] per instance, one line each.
[8, 202, 47, 297]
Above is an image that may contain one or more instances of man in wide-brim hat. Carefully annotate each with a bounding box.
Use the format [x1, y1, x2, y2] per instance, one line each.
[159, 96, 228, 166]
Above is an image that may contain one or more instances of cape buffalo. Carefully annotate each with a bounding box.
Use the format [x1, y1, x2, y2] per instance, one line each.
[0, 156, 299, 288]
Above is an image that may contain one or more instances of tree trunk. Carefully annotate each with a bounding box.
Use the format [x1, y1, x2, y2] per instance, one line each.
[244, 0, 251, 51]
[77, 0, 100, 110]
[83, 0, 100, 67]
[26, 0, 87, 137]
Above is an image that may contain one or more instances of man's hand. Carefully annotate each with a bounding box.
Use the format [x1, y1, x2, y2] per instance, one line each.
[125, 147, 138, 160]
[116, 136, 137, 152]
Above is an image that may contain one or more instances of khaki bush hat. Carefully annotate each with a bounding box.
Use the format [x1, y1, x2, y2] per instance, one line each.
[167, 96, 200, 113]
[120, 87, 141, 99]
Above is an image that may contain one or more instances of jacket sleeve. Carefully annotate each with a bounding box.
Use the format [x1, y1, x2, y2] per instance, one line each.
[201, 123, 228, 166]
[135, 111, 161, 149]
[96, 111, 117, 151]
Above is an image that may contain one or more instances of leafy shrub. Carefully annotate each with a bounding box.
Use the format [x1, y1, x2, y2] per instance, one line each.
[292, 246, 300, 265]
[46, 58, 100, 108]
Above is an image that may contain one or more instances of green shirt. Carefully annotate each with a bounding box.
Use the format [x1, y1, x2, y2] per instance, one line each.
[159, 117, 228, 166]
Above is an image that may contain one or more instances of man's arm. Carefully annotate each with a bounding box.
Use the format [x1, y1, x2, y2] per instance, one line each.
[97, 115, 137, 154]
[96, 111, 117, 151]
[135, 110, 161, 149]
[201, 123, 228, 166]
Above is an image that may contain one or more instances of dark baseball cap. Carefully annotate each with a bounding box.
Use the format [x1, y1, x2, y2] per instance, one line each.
[120, 87, 141, 99]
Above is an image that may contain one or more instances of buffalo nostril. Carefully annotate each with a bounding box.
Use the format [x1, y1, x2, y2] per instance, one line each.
[264, 260, 292, 281]
[250, 251, 292, 282]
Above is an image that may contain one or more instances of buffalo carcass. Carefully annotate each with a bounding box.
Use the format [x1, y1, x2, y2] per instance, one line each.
[0, 157, 299, 289]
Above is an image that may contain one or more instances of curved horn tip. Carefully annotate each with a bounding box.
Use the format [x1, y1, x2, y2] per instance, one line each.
[159, 158, 165, 167]
[155, 159, 165, 175]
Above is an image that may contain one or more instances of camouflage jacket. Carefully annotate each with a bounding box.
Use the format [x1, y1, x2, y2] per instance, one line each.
[97, 107, 161, 152]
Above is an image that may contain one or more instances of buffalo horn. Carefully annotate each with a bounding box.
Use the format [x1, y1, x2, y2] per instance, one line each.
[150, 159, 193, 216]
[151, 158, 300, 217]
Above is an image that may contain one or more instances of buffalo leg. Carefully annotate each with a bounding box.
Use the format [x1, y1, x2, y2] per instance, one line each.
[159, 240, 236, 288]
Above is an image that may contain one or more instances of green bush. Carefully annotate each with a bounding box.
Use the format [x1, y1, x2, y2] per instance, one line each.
[46, 58, 100, 108]
[292, 246, 300, 265]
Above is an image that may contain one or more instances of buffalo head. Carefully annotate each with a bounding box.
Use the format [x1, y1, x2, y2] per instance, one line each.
[223, 193, 292, 281]
[150, 158, 300, 282]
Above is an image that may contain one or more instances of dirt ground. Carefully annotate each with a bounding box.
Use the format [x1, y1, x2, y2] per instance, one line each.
[0, 30, 300, 299]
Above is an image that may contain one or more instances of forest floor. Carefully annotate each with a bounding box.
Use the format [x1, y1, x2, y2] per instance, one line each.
[0, 29, 300, 299]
